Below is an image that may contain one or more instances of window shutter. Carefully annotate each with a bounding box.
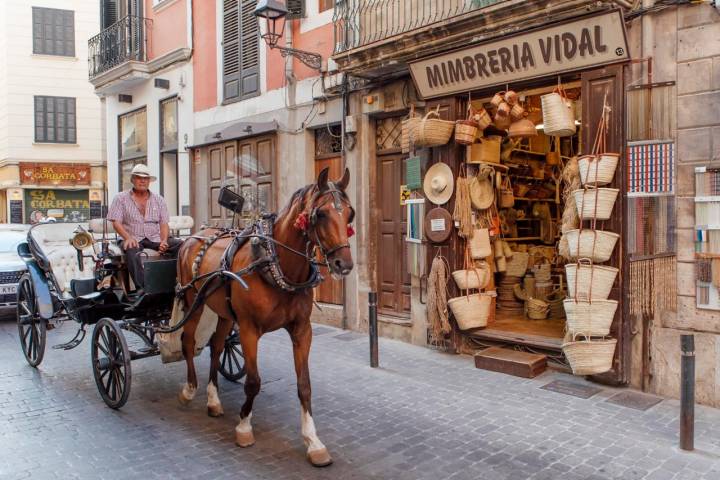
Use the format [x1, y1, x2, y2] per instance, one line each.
[101, 0, 118, 29]
[32, 8, 44, 54]
[34, 97, 46, 142]
[222, 0, 241, 102]
[239, 0, 259, 99]
[32, 7, 74, 56]
[286, 0, 305, 19]
[62, 10, 75, 57]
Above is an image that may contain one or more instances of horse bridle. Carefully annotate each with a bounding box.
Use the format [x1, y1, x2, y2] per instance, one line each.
[304, 183, 354, 263]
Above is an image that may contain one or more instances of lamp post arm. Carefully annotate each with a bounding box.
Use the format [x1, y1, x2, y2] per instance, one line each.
[272, 45, 322, 71]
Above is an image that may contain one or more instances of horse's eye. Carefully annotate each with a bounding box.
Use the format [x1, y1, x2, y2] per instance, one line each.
[315, 210, 327, 220]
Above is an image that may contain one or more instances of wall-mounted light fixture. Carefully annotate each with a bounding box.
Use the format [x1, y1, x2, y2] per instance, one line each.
[254, 0, 322, 71]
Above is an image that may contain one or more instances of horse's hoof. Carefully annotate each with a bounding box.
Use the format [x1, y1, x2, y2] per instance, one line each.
[177, 391, 192, 406]
[207, 405, 224, 417]
[307, 448, 333, 467]
[235, 430, 255, 448]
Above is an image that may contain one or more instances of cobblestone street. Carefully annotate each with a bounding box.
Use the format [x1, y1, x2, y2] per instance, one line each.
[1, 314, 719, 480]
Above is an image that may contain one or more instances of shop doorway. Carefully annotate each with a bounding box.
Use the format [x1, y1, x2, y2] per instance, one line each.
[314, 153, 344, 305]
[161, 152, 178, 216]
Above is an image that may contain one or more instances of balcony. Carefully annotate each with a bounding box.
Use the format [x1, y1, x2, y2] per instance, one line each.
[331, 0, 631, 78]
[88, 16, 152, 92]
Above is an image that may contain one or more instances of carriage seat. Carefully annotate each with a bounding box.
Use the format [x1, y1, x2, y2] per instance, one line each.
[29, 223, 95, 294]
[89, 216, 194, 257]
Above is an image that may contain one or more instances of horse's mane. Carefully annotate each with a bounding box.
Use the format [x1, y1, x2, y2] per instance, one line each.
[279, 184, 315, 218]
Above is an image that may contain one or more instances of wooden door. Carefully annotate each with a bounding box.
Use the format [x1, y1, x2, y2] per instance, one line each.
[376, 152, 411, 317]
[581, 64, 628, 385]
[207, 141, 238, 227]
[238, 135, 275, 217]
[314, 155, 344, 305]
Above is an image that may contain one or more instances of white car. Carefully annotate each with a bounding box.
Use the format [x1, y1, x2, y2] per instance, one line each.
[0, 225, 29, 308]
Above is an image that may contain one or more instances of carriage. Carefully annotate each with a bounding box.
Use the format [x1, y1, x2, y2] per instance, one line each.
[15, 213, 246, 409]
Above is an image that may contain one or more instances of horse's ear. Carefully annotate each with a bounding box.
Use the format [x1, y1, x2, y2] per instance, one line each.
[317, 167, 330, 192]
[336, 168, 350, 191]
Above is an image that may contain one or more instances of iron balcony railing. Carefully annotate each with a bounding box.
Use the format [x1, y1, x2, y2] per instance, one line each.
[333, 0, 504, 54]
[88, 15, 152, 79]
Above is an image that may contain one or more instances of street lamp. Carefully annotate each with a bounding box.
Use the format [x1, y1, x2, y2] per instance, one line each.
[254, 0, 322, 71]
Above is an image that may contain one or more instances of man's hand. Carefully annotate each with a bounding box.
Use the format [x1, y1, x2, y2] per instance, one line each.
[158, 240, 169, 253]
[123, 237, 139, 250]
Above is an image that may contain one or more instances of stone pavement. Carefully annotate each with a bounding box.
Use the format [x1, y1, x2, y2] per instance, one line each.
[1, 314, 719, 480]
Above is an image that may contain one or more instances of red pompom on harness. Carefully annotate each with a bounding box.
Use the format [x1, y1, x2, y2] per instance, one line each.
[347, 225, 355, 237]
[294, 212, 309, 231]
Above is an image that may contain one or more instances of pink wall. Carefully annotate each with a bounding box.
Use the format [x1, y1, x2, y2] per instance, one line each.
[193, 0, 217, 112]
[146, 0, 188, 60]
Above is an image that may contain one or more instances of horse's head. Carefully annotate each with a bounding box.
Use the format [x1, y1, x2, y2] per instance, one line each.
[295, 167, 355, 278]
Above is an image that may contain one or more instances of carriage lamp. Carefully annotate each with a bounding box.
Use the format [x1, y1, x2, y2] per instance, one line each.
[254, 0, 323, 71]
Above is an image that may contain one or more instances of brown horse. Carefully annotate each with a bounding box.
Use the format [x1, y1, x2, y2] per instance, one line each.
[175, 168, 354, 467]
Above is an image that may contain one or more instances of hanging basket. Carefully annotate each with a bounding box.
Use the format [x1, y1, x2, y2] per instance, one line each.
[525, 297, 549, 320]
[473, 108, 493, 130]
[401, 117, 420, 154]
[562, 336, 617, 376]
[466, 136, 501, 164]
[564, 229, 619, 263]
[565, 262, 618, 301]
[455, 120, 479, 145]
[572, 188, 619, 220]
[470, 228, 492, 259]
[452, 264, 490, 290]
[448, 293, 493, 330]
[506, 252, 529, 277]
[578, 153, 619, 186]
[541, 90, 576, 137]
[564, 299, 618, 337]
[414, 108, 455, 148]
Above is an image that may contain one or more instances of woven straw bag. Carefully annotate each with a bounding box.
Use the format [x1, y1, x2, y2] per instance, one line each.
[564, 299, 618, 337]
[448, 293, 493, 330]
[525, 297, 549, 320]
[470, 228, 491, 259]
[466, 136, 501, 164]
[453, 248, 489, 290]
[578, 153, 619, 186]
[414, 107, 455, 148]
[564, 229, 619, 263]
[498, 176, 515, 208]
[505, 251, 529, 277]
[541, 86, 576, 137]
[565, 261, 618, 301]
[562, 335, 617, 376]
[572, 188, 619, 220]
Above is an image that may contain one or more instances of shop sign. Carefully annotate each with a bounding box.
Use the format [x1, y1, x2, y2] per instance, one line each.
[20, 163, 91, 186]
[25, 189, 90, 223]
[409, 10, 629, 99]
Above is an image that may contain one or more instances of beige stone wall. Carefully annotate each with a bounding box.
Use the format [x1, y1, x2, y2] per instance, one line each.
[640, 4, 720, 407]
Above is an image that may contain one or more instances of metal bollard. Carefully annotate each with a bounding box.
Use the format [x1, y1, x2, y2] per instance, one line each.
[680, 334, 695, 451]
[369, 292, 378, 368]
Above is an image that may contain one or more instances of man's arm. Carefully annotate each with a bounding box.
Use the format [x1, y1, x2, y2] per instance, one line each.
[107, 195, 139, 250]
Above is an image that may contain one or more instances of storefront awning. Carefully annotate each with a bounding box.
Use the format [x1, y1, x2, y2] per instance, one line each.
[190, 120, 278, 149]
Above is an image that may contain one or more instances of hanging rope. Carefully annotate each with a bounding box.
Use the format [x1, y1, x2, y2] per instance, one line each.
[629, 256, 677, 318]
[427, 254, 451, 343]
[453, 167, 473, 238]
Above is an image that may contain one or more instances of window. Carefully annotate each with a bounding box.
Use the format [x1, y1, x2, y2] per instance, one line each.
[34, 96, 76, 143]
[160, 97, 178, 151]
[118, 108, 147, 190]
[222, 0, 259, 103]
[318, 0, 334, 13]
[32, 7, 74, 57]
[287, 0, 305, 18]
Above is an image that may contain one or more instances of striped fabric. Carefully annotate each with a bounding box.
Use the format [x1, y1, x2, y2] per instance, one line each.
[627, 141, 674, 195]
[107, 190, 169, 243]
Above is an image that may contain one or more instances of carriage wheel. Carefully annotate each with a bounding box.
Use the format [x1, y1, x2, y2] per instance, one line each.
[91, 318, 132, 409]
[219, 331, 245, 382]
[16, 274, 47, 367]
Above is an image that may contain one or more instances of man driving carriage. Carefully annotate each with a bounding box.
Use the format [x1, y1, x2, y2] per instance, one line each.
[106, 164, 182, 290]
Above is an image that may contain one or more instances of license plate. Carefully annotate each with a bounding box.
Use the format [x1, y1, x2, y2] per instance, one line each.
[0, 285, 17, 295]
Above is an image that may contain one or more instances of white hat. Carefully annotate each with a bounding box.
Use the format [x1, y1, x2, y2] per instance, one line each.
[423, 162, 454, 205]
[131, 163, 156, 181]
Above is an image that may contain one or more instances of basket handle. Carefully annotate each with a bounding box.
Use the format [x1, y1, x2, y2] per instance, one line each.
[423, 106, 441, 121]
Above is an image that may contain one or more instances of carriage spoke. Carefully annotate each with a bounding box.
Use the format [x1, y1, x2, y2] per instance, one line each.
[221, 349, 229, 372]
[99, 366, 110, 380]
[19, 301, 31, 316]
[107, 369, 116, 400]
[96, 340, 110, 358]
[230, 346, 242, 373]
[21, 324, 31, 345]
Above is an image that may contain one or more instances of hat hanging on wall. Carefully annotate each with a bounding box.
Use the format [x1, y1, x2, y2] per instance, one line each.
[423, 162, 454, 205]
[424, 207, 453, 243]
[469, 165, 496, 210]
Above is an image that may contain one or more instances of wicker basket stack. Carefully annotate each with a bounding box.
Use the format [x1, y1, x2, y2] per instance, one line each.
[496, 275, 525, 314]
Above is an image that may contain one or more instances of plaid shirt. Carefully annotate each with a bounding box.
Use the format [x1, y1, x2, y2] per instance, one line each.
[107, 190, 169, 242]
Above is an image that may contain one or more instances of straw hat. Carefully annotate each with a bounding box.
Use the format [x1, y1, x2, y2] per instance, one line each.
[130, 163, 157, 181]
[423, 162, 454, 205]
[469, 165, 495, 210]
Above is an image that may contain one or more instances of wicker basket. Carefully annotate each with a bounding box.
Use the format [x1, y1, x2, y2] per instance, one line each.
[562, 337, 617, 376]
[564, 229, 620, 263]
[414, 108, 455, 148]
[525, 297, 549, 320]
[578, 153, 619, 186]
[565, 262, 618, 301]
[466, 136, 501, 164]
[452, 265, 489, 290]
[455, 120, 479, 145]
[506, 252, 529, 277]
[564, 299, 618, 337]
[448, 293, 492, 330]
[473, 108, 492, 130]
[541, 91, 576, 137]
[401, 115, 420, 153]
[470, 228, 491, 259]
[572, 188, 619, 220]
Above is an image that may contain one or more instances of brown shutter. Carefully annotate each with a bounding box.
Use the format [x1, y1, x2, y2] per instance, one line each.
[286, 0, 305, 19]
[581, 65, 628, 385]
[222, 0, 241, 102]
[239, 0, 259, 99]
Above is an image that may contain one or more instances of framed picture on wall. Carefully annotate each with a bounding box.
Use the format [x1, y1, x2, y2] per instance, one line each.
[405, 198, 424, 244]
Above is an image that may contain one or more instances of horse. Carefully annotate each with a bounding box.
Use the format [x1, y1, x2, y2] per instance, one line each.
[175, 167, 354, 467]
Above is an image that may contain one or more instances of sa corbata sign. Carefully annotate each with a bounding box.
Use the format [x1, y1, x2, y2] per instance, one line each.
[409, 10, 629, 99]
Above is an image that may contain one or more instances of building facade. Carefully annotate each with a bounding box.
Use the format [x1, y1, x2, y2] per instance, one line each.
[90, 0, 193, 216]
[0, 0, 105, 224]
